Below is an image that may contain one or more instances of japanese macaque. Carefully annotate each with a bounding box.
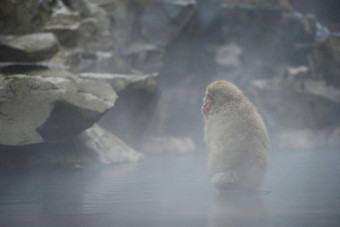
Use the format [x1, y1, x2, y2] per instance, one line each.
[202, 80, 270, 190]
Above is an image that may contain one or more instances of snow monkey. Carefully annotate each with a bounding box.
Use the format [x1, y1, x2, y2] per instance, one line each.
[202, 80, 270, 190]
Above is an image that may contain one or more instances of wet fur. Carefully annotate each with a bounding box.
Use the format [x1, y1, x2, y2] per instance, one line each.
[203, 80, 270, 190]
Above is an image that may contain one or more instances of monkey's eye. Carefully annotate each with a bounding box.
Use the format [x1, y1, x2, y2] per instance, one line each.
[207, 93, 214, 101]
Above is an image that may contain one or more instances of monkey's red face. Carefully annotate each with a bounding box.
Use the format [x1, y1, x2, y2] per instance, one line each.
[202, 92, 214, 114]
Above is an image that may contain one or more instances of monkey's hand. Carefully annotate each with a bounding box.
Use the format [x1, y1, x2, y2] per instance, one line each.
[212, 170, 238, 190]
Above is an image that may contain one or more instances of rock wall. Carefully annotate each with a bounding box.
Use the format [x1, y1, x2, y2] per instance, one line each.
[0, 0, 340, 168]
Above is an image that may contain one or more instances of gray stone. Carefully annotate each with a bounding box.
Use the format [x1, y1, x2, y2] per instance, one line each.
[313, 33, 340, 88]
[141, 0, 197, 47]
[0, 0, 53, 34]
[218, 0, 291, 8]
[249, 77, 340, 149]
[249, 77, 340, 130]
[101, 0, 136, 49]
[46, 24, 81, 48]
[45, 1, 112, 50]
[76, 3, 113, 51]
[77, 124, 144, 164]
[0, 63, 69, 76]
[141, 137, 195, 154]
[216, 6, 316, 69]
[79, 72, 158, 93]
[44, 1, 82, 48]
[122, 42, 165, 74]
[0, 124, 143, 167]
[214, 43, 242, 69]
[61, 0, 92, 17]
[79, 72, 158, 148]
[0, 33, 59, 62]
[0, 73, 117, 146]
[274, 128, 340, 150]
[53, 49, 116, 73]
[284, 66, 309, 79]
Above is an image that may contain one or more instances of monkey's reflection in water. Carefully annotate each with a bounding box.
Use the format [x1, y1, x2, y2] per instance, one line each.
[209, 191, 269, 227]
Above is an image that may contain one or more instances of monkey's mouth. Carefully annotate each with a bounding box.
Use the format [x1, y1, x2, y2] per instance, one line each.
[202, 93, 214, 114]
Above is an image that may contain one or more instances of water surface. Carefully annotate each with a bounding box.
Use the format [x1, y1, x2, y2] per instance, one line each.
[1, 150, 340, 226]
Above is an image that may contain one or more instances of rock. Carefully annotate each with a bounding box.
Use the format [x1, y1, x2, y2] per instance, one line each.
[216, 0, 291, 9]
[284, 66, 309, 79]
[144, 81, 208, 144]
[51, 49, 117, 73]
[0, 0, 54, 34]
[45, 1, 112, 50]
[77, 18, 111, 50]
[45, 23, 81, 48]
[44, 1, 90, 48]
[79, 72, 158, 93]
[79, 72, 158, 148]
[76, 124, 144, 164]
[0, 33, 59, 62]
[214, 43, 242, 69]
[141, 0, 197, 47]
[47, 1, 81, 26]
[0, 140, 86, 168]
[274, 128, 340, 150]
[200, 5, 317, 86]
[141, 137, 195, 154]
[0, 63, 75, 78]
[250, 78, 340, 130]
[0, 72, 117, 146]
[122, 42, 165, 74]
[99, 0, 137, 49]
[249, 78, 340, 148]
[313, 33, 340, 88]
[0, 124, 143, 168]
[61, 0, 92, 17]
[212, 43, 243, 82]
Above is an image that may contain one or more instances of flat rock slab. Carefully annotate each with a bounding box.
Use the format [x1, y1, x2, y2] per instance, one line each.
[0, 33, 59, 62]
[79, 72, 158, 93]
[0, 74, 117, 146]
[77, 124, 144, 164]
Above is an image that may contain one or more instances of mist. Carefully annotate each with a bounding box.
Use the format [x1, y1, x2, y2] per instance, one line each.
[1, 0, 340, 226]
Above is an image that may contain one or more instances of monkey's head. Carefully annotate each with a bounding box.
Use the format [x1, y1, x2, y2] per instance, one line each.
[202, 80, 243, 117]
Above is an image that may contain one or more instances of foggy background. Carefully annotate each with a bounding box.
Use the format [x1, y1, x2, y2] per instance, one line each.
[0, 0, 340, 226]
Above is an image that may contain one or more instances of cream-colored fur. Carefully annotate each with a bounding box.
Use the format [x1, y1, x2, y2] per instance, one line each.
[203, 80, 270, 190]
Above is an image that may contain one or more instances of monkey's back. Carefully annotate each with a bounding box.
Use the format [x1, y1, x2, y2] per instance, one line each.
[205, 96, 270, 190]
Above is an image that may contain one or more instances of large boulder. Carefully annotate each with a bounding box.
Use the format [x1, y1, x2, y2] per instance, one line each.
[0, 124, 143, 168]
[313, 33, 340, 88]
[0, 0, 54, 34]
[195, 2, 318, 90]
[122, 42, 165, 74]
[0, 33, 59, 62]
[79, 72, 158, 148]
[45, 1, 112, 50]
[141, 0, 197, 47]
[249, 77, 340, 148]
[0, 71, 117, 146]
[250, 78, 340, 130]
